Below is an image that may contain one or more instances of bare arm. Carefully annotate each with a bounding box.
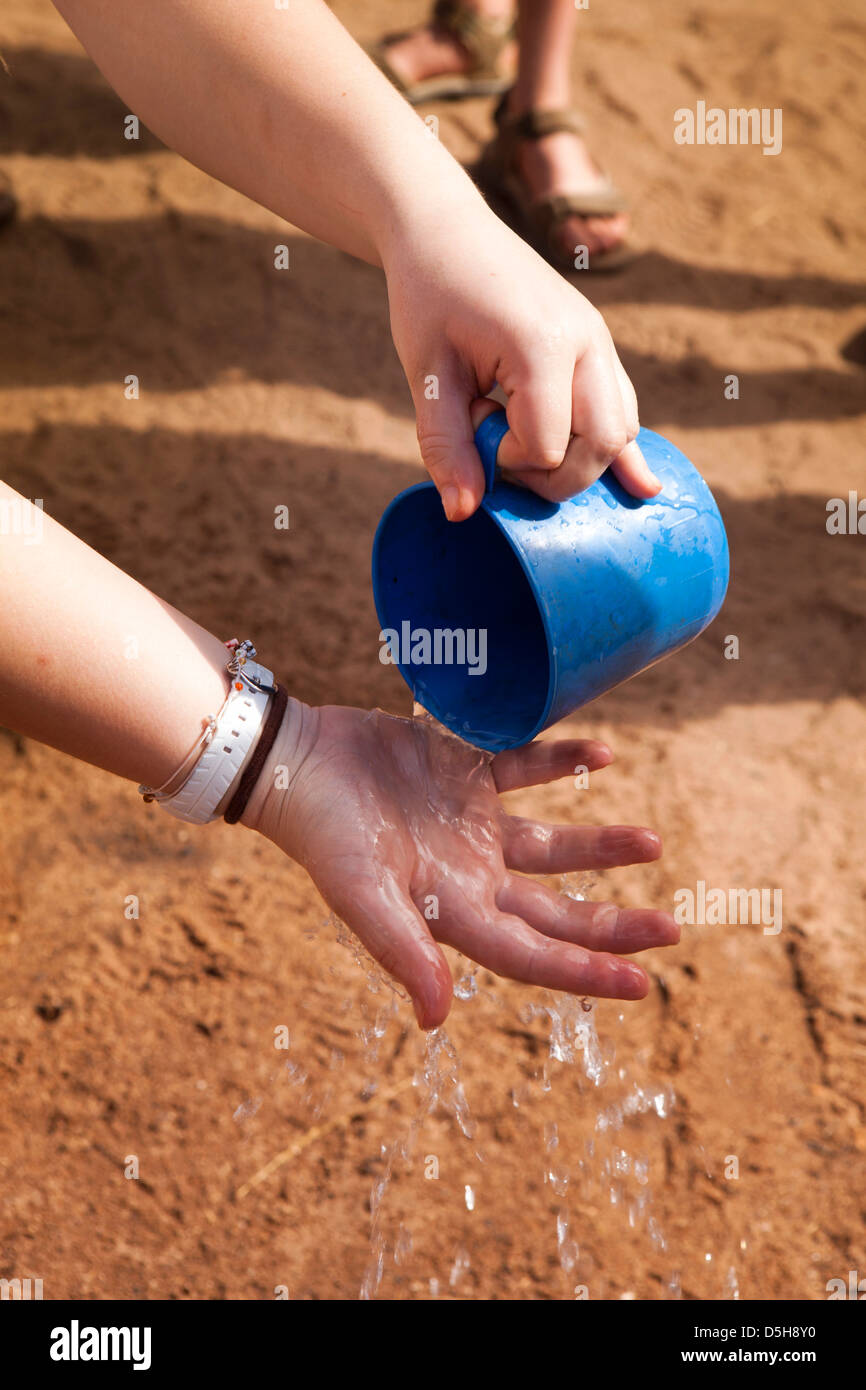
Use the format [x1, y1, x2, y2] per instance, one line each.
[0, 485, 676, 1027]
[51, 0, 660, 514]
[0, 483, 229, 788]
[52, 0, 479, 267]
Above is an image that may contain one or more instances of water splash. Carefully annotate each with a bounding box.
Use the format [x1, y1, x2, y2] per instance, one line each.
[229, 767, 735, 1298]
[360, 1023, 476, 1300]
[449, 1246, 471, 1290]
[351, 862, 684, 1298]
[507, 872, 679, 1292]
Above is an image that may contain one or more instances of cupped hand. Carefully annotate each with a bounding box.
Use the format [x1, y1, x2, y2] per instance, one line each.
[383, 203, 661, 521]
[244, 701, 678, 1029]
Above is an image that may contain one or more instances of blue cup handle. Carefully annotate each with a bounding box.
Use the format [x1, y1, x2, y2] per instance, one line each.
[473, 408, 510, 495]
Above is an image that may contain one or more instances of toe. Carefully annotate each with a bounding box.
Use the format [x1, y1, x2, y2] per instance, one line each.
[556, 211, 630, 262]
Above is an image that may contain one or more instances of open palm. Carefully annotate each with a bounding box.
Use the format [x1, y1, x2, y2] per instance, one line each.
[249, 705, 678, 1029]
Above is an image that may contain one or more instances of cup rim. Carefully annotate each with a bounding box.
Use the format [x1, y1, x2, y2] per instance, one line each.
[371, 479, 558, 751]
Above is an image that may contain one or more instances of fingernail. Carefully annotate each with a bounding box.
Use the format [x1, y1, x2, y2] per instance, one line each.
[441, 485, 460, 520]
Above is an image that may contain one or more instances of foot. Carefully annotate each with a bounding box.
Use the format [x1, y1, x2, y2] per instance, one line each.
[506, 97, 630, 264]
[381, 13, 516, 90]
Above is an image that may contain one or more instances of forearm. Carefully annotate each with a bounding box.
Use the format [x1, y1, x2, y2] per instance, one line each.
[0, 482, 233, 789]
[52, 0, 486, 266]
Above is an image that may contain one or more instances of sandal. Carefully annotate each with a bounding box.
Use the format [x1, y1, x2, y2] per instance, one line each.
[475, 92, 635, 273]
[0, 172, 17, 230]
[367, 0, 515, 105]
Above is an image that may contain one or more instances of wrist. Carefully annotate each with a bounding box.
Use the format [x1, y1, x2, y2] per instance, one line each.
[238, 694, 319, 849]
[373, 165, 490, 273]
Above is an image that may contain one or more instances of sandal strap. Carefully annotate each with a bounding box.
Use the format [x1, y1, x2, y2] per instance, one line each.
[486, 92, 627, 222]
[432, 0, 515, 76]
[534, 188, 629, 241]
[493, 90, 586, 136]
[490, 95, 587, 170]
[498, 106, 586, 141]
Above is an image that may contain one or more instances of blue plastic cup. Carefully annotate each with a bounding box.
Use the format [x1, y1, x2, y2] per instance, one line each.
[372, 409, 729, 752]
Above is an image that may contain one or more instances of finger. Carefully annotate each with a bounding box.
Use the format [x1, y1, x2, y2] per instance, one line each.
[502, 819, 663, 875]
[607, 347, 660, 497]
[564, 341, 632, 493]
[412, 364, 485, 521]
[496, 343, 576, 469]
[469, 395, 566, 478]
[492, 342, 629, 502]
[332, 878, 454, 1030]
[612, 350, 640, 440]
[434, 898, 648, 1000]
[468, 395, 505, 429]
[510, 335, 661, 502]
[491, 738, 612, 793]
[610, 438, 662, 499]
[496, 873, 679, 953]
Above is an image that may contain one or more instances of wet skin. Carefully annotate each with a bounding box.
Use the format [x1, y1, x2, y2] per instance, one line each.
[244, 704, 679, 1029]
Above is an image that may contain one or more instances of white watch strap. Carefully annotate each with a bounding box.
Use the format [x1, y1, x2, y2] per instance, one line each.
[160, 660, 274, 824]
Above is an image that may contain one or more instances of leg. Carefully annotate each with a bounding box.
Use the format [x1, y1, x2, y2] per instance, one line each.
[507, 0, 629, 260]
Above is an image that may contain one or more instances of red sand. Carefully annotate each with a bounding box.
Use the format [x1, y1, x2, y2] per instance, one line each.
[0, 0, 864, 1299]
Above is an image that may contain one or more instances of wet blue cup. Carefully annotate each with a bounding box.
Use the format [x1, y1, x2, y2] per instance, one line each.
[372, 409, 729, 753]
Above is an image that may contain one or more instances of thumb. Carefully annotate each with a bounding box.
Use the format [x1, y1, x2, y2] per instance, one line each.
[412, 367, 486, 521]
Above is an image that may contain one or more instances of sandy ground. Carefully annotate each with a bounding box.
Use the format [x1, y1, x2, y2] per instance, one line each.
[0, 0, 864, 1300]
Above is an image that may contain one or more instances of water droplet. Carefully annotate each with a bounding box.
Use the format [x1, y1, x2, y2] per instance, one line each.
[449, 1246, 471, 1289]
[232, 1097, 261, 1123]
[455, 971, 478, 1000]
